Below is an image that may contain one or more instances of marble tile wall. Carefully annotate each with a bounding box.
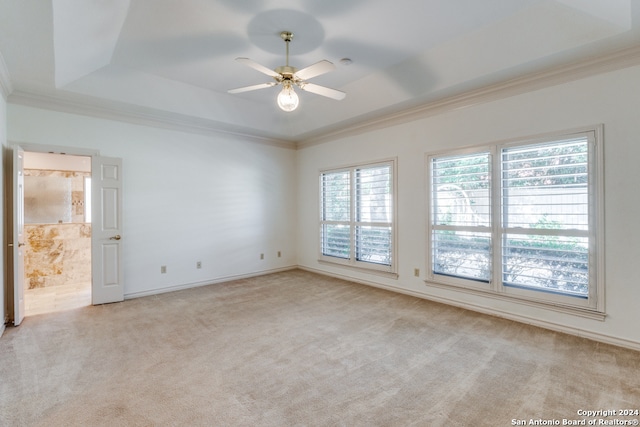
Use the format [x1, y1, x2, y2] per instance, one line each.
[24, 224, 91, 289]
[24, 169, 91, 290]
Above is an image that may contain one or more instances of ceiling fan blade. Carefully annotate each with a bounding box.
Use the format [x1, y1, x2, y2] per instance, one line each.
[298, 82, 346, 101]
[235, 57, 280, 78]
[228, 82, 277, 94]
[294, 60, 336, 80]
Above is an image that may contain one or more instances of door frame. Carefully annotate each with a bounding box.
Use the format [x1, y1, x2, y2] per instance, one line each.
[5, 142, 120, 322]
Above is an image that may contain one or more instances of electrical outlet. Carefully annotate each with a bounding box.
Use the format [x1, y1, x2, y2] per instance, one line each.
[277, 251, 281, 258]
[260, 253, 264, 260]
[196, 261, 202, 269]
[414, 268, 420, 277]
[161, 265, 167, 274]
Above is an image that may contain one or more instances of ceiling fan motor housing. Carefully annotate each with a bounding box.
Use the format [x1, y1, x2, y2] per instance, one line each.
[275, 65, 297, 80]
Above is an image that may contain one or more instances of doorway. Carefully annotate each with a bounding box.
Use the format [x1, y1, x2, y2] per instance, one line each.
[22, 152, 92, 316]
[7, 145, 124, 325]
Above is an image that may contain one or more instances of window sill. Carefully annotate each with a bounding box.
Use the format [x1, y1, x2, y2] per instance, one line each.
[318, 259, 399, 280]
[424, 280, 606, 321]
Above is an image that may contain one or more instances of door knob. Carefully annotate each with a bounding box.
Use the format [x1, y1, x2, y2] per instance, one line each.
[109, 235, 121, 240]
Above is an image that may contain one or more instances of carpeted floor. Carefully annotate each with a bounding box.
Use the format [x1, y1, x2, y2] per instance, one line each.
[1, 269, 639, 426]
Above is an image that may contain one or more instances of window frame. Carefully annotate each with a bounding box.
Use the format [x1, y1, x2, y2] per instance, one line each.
[319, 159, 398, 276]
[428, 147, 493, 292]
[426, 126, 604, 316]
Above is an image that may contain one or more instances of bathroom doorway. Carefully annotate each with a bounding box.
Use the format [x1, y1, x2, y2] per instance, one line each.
[22, 152, 92, 316]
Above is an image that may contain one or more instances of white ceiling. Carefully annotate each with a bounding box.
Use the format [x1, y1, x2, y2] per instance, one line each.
[1, 0, 639, 143]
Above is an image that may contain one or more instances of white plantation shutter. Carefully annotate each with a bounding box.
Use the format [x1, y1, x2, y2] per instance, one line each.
[321, 170, 350, 259]
[355, 165, 392, 266]
[427, 128, 602, 312]
[501, 137, 590, 297]
[430, 152, 492, 282]
[320, 161, 395, 273]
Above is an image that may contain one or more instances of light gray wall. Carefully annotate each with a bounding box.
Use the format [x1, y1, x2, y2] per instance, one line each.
[7, 105, 298, 298]
[297, 64, 640, 349]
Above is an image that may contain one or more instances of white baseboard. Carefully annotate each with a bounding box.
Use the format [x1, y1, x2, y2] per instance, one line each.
[124, 266, 298, 300]
[299, 266, 640, 352]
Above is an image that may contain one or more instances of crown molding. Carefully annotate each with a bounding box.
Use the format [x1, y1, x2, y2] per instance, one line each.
[7, 89, 297, 149]
[298, 44, 640, 149]
[6, 44, 640, 149]
[0, 51, 13, 100]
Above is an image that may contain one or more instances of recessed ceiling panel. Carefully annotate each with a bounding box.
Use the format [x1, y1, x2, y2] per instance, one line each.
[53, 0, 130, 88]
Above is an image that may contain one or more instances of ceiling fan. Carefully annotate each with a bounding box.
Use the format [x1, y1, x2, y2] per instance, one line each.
[228, 31, 346, 112]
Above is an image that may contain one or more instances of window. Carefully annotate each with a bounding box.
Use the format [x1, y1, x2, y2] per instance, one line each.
[431, 152, 492, 282]
[320, 160, 396, 274]
[427, 128, 603, 313]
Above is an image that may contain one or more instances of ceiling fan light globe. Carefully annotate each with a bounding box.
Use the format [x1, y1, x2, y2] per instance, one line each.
[277, 85, 299, 112]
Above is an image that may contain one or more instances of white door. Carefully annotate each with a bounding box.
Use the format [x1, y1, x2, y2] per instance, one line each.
[9, 147, 26, 325]
[91, 156, 124, 304]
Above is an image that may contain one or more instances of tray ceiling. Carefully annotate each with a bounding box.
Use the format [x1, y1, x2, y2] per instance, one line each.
[0, 0, 638, 143]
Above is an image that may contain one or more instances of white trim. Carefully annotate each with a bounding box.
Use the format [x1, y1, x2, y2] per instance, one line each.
[13, 142, 100, 157]
[8, 90, 296, 150]
[0, 51, 13, 100]
[423, 124, 606, 158]
[593, 124, 606, 314]
[424, 280, 605, 321]
[298, 45, 640, 148]
[298, 266, 640, 352]
[123, 266, 297, 300]
[0, 323, 5, 338]
[421, 285, 635, 350]
[317, 259, 399, 279]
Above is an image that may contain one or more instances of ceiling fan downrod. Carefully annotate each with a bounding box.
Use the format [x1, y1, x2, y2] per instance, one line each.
[275, 31, 296, 79]
[281, 31, 293, 67]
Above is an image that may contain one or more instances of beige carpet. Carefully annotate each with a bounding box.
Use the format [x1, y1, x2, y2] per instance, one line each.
[1, 269, 639, 426]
